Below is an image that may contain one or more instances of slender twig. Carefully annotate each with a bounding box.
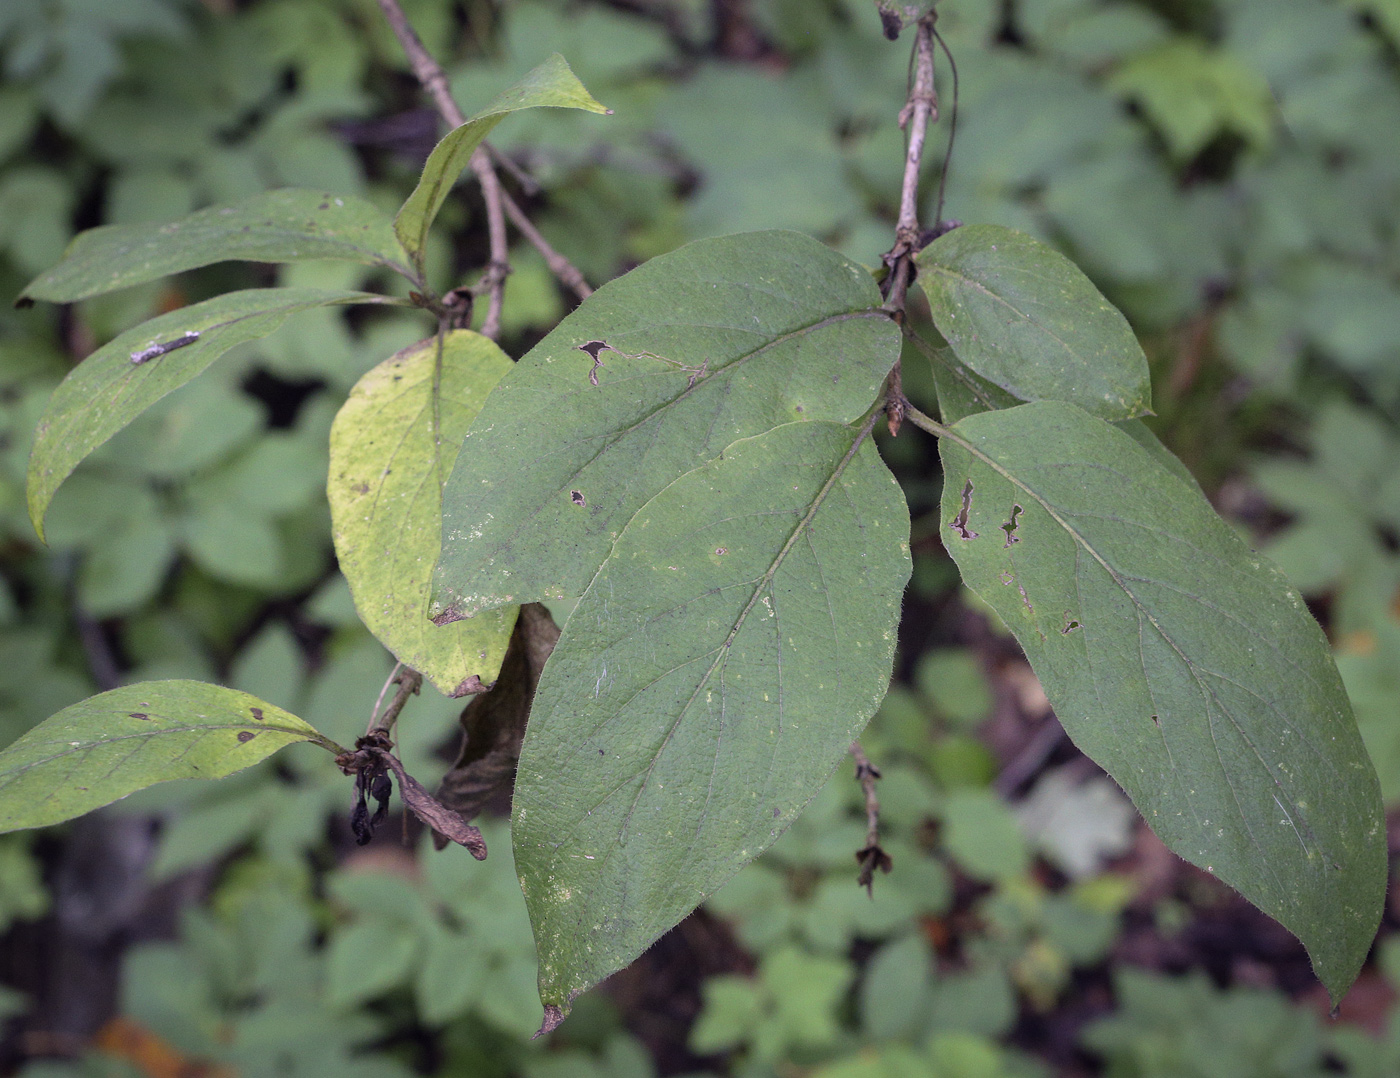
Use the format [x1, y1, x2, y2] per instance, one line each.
[930, 23, 960, 235]
[374, 0, 504, 337]
[488, 144, 541, 195]
[373, 0, 594, 325]
[501, 190, 594, 300]
[366, 665, 423, 740]
[895, 18, 938, 244]
[374, 0, 464, 125]
[368, 661, 404, 729]
[851, 742, 891, 895]
[880, 13, 939, 319]
[470, 163, 510, 339]
[902, 401, 951, 439]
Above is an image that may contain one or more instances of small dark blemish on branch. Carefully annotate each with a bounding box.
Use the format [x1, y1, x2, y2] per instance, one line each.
[949, 480, 979, 540]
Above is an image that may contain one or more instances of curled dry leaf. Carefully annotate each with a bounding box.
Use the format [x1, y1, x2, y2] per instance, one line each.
[371, 749, 487, 859]
[433, 603, 560, 847]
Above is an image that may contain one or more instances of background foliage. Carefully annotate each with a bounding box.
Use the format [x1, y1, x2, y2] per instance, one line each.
[2, 0, 1400, 1074]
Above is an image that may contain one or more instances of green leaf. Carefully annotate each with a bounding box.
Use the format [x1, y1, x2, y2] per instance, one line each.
[394, 54, 609, 271]
[0, 681, 341, 834]
[513, 420, 910, 1020]
[927, 339, 1020, 424]
[941, 788, 1030, 883]
[26, 287, 398, 540]
[20, 189, 416, 304]
[329, 331, 517, 697]
[916, 225, 1152, 420]
[860, 934, 934, 1043]
[926, 337, 1199, 489]
[936, 400, 1385, 1002]
[433, 230, 900, 621]
[1108, 38, 1275, 160]
[324, 919, 421, 1009]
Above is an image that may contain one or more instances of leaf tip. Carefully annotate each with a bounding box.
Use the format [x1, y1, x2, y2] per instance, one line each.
[26, 490, 48, 546]
[431, 604, 464, 627]
[534, 1004, 567, 1038]
[450, 674, 492, 698]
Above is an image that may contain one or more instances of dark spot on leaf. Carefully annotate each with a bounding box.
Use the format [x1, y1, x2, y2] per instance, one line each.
[1062, 613, 1082, 635]
[319, 202, 329, 209]
[250, 707, 264, 721]
[1001, 504, 1023, 548]
[715, 547, 728, 556]
[1151, 714, 1160, 727]
[949, 480, 979, 540]
[237, 731, 256, 743]
[571, 490, 586, 506]
[128, 712, 149, 720]
[598, 748, 605, 755]
[579, 340, 610, 386]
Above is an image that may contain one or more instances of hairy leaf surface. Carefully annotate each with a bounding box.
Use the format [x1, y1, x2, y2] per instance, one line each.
[937, 401, 1385, 1002]
[917, 225, 1151, 420]
[0, 681, 338, 833]
[20, 189, 415, 303]
[432, 230, 900, 621]
[395, 54, 608, 270]
[27, 287, 397, 539]
[329, 331, 517, 697]
[513, 420, 910, 1021]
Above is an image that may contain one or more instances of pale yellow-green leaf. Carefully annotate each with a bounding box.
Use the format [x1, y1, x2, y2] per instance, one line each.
[0, 682, 338, 833]
[329, 331, 517, 696]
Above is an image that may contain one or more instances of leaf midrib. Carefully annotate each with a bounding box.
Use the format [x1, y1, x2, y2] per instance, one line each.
[2, 720, 314, 776]
[614, 415, 879, 842]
